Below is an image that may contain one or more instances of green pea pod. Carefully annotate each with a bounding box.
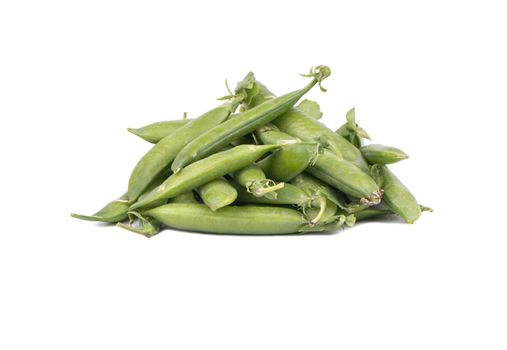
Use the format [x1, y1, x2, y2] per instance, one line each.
[233, 182, 312, 208]
[72, 168, 172, 223]
[171, 66, 331, 172]
[128, 119, 192, 144]
[335, 108, 370, 148]
[169, 191, 199, 204]
[360, 144, 409, 165]
[231, 134, 255, 146]
[127, 95, 245, 203]
[129, 114, 247, 145]
[291, 173, 364, 213]
[232, 164, 284, 199]
[371, 164, 421, 224]
[345, 204, 431, 222]
[256, 125, 319, 182]
[290, 173, 340, 225]
[345, 207, 392, 221]
[308, 150, 382, 205]
[130, 144, 286, 210]
[129, 203, 347, 236]
[198, 178, 238, 211]
[244, 81, 369, 172]
[119, 190, 200, 236]
[250, 120, 380, 203]
[71, 193, 129, 223]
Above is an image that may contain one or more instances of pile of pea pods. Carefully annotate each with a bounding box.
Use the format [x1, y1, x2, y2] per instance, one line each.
[71, 65, 430, 237]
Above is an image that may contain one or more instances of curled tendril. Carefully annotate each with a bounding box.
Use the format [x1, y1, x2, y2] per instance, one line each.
[217, 79, 248, 104]
[300, 65, 331, 92]
[247, 180, 284, 199]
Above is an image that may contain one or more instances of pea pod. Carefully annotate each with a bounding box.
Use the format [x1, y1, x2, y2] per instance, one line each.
[244, 80, 369, 172]
[256, 125, 319, 182]
[306, 149, 382, 205]
[250, 122, 380, 203]
[130, 144, 286, 210]
[234, 181, 328, 224]
[360, 144, 409, 165]
[345, 207, 392, 221]
[291, 173, 361, 213]
[291, 173, 338, 225]
[234, 182, 311, 208]
[127, 96, 244, 203]
[129, 114, 250, 145]
[169, 191, 199, 204]
[232, 164, 283, 199]
[72, 169, 172, 223]
[198, 178, 237, 211]
[286, 174, 355, 226]
[171, 66, 330, 172]
[71, 193, 129, 223]
[128, 119, 192, 144]
[342, 204, 431, 222]
[129, 203, 348, 236]
[335, 108, 370, 148]
[371, 165, 421, 224]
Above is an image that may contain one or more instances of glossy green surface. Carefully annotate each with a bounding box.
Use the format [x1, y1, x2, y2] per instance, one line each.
[256, 127, 318, 181]
[350, 208, 392, 221]
[128, 119, 191, 143]
[234, 182, 310, 207]
[71, 193, 129, 223]
[361, 144, 409, 165]
[247, 82, 369, 172]
[373, 165, 421, 224]
[168, 191, 199, 204]
[130, 144, 283, 210]
[171, 68, 329, 172]
[72, 169, 171, 223]
[145, 204, 335, 235]
[198, 178, 237, 211]
[128, 101, 238, 203]
[307, 150, 380, 202]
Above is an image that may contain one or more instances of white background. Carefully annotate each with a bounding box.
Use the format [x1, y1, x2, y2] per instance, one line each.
[1, 1, 506, 349]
